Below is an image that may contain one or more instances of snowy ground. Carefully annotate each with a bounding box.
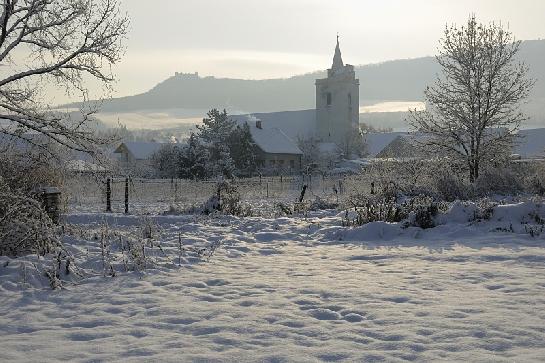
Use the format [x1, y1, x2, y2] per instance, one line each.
[2, 205, 545, 362]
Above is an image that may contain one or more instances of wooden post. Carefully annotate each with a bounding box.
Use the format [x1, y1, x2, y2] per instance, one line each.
[40, 187, 61, 224]
[266, 182, 269, 198]
[299, 184, 307, 203]
[124, 177, 129, 214]
[106, 178, 112, 212]
[178, 232, 182, 266]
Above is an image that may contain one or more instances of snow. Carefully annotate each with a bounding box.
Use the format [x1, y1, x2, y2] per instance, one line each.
[1, 202, 545, 361]
[365, 132, 408, 157]
[245, 122, 303, 155]
[231, 109, 317, 141]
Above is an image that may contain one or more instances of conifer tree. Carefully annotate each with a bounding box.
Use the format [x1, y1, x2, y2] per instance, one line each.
[181, 133, 210, 179]
[196, 109, 236, 177]
[229, 123, 258, 175]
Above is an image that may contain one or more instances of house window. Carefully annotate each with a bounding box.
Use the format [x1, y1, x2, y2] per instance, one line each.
[326, 92, 332, 106]
[290, 160, 295, 168]
[279, 160, 285, 166]
[270, 160, 276, 167]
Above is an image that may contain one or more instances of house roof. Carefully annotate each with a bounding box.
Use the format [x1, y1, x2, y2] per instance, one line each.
[375, 134, 425, 159]
[114, 141, 165, 160]
[0, 132, 51, 152]
[515, 128, 545, 158]
[365, 132, 408, 157]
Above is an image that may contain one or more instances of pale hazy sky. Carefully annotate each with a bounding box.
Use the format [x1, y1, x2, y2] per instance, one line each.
[108, 0, 545, 98]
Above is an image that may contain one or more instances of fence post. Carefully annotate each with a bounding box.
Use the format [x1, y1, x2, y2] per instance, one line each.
[299, 184, 308, 203]
[266, 182, 269, 198]
[124, 177, 129, 214]
[106, 177, 112, 212]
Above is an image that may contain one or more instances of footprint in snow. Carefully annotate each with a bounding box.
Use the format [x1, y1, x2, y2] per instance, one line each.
[308, 308, 342, 320]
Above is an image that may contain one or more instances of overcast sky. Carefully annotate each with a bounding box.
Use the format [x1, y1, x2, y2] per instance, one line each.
[111, 0, 545, 98]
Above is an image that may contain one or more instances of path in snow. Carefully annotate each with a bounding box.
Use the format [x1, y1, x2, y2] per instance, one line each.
[1, 213, 545, 362]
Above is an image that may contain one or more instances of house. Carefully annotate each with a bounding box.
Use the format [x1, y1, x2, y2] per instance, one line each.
[369, 128, 545, 160]
[113, 141, 165, 175]
[246, 120, 303, 174]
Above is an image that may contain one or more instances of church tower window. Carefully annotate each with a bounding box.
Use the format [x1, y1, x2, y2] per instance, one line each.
[326, 92, 332, 106]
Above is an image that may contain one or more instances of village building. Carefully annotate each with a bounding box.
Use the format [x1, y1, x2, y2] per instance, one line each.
[104, 39, 545, 177]
[248, 120, 303, 173]
[113, 141, 166, 175]
[231, 37, 362, 163]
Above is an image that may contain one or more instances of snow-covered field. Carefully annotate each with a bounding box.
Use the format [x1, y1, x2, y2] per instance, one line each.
[1, 203, 545, 362]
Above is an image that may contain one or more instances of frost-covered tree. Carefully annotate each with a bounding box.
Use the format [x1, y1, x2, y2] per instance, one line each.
[0, 0, 129, 155]
[196, 109, 236, 177]
[229, 123, 258, 175]
[338, 129, 366, 159]
[151, 144, 182, 179]
[180, 132, 210, 179]
[298, 136, 320, 171]
[409, 15, 534, 182]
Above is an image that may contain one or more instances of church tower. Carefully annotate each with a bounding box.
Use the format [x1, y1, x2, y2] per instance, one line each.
[315, 37, 360, 146]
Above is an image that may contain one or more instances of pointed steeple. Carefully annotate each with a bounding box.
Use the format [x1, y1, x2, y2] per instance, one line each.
[332, 34, 344, 70]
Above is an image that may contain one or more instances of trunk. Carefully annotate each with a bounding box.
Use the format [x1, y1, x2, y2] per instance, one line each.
[468, 160, 479, 184]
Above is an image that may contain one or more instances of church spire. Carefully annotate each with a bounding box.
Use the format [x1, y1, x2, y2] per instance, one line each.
[332, 34, 344, 70]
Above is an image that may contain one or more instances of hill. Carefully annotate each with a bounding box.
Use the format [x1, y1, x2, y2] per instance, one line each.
[69, 39, 545, 115]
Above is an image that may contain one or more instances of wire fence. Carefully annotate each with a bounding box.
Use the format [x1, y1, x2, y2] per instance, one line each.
[64, 174, 360, 214]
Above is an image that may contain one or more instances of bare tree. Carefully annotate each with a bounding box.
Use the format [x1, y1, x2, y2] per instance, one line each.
[408, 15, 534, 182]
[338, 129, 366, 159]
[0, 0, 129, 156]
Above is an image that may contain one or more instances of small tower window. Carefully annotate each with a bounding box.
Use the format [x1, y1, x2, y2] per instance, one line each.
[326, 92, 332, 106]
[348, 93, 352, 105]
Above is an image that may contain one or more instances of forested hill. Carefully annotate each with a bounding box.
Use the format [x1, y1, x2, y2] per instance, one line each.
[73, 39, 545, 113]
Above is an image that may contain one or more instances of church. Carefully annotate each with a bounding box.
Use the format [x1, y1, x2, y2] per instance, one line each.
[230, 37, 362, 172]
[315, 36, 360, 146]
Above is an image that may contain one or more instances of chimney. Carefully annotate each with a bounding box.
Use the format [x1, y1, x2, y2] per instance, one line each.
[256, 120, 262, 129]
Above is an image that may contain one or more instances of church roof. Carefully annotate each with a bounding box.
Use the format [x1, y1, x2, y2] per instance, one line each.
[231, 115, 303, 155]
[250, 126, 303, 155]
[332, 35, 344, 70]
[230, 110, 317, 141]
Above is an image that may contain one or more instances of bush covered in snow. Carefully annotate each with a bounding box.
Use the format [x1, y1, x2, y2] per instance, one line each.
[0, 181, 60, 257]
[0, 152, 65, 257]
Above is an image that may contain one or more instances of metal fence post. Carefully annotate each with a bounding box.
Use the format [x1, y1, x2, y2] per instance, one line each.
[106, 177, 112, 212]
[124, 177, 129, 214]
